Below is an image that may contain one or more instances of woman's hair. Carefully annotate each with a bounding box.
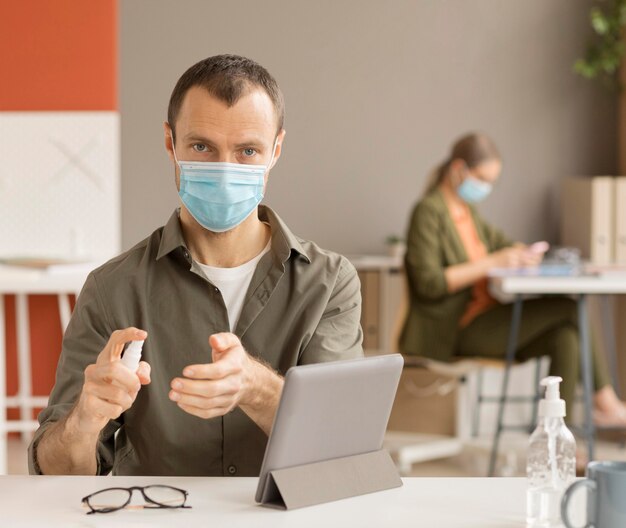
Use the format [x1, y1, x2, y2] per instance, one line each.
[423, 132, 500, 196]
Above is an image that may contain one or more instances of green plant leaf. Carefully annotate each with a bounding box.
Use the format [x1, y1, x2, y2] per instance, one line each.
[591, 8, 610, 34]
[575, 0, 626, 91]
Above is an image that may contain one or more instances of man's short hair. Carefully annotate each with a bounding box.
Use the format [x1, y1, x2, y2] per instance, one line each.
[167, 54, 285, 140]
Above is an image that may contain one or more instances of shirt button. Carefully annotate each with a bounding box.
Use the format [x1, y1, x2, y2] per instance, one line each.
[227, 465, 237, 475]
[183, 250, 190, 259]
[214, 287, 219, 293]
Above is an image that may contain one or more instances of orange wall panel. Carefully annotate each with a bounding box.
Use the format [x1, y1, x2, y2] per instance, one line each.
[0, 0, 117, 110]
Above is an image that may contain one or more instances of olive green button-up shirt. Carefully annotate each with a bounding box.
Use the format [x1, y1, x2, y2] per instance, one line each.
[29, 205, 363, 476]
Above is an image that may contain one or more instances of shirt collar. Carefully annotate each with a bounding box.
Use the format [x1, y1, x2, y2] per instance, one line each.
[156, 205, 311, 264]
[259, 205, 311, 264]
[156, 209, 187, 261]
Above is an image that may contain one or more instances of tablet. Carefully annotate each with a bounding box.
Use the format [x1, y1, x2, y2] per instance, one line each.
[255, 353, 403, 503]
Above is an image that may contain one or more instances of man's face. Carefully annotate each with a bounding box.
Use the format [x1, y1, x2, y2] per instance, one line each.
[164, 85, 285, 191]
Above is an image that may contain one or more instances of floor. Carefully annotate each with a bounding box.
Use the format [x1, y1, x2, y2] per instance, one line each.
[9, 432, 626, 477]
[402, 433, 533, 477]
[406, 433, 626, 477]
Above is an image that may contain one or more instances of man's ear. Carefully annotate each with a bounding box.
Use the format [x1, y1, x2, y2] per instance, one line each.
[163, 121, 175, 162]
[268, 129, 286, 171]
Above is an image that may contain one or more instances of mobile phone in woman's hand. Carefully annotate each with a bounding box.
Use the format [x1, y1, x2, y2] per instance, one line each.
[528, 241, 549, 255]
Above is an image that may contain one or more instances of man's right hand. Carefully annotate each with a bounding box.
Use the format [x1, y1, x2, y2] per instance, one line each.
[72, 327, 150, 435]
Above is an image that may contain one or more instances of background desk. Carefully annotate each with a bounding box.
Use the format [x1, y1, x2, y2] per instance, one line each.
[0, 265, 93, 474]
[489, 272, 626, 470]
[0, 475, 535, 527]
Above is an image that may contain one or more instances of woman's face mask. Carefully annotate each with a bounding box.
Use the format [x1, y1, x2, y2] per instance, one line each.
[457, 174, 493, 203]
[455, 160, 499, 203]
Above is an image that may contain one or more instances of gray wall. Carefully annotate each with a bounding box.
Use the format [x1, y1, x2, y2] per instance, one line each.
[120, 0, 616, 255]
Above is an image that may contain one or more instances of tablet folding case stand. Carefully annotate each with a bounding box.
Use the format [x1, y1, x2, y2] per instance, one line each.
[259, 449, 402, 510]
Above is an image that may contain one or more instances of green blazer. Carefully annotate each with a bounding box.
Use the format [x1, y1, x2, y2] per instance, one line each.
[398, 189, 512, 361]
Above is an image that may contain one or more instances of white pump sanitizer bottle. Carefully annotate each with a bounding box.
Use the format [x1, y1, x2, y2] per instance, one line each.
[526, 376, 576, 527]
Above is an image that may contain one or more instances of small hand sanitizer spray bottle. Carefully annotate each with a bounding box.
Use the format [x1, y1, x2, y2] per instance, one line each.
[526, 376, 576, 527]
[121, 340, 144, 373]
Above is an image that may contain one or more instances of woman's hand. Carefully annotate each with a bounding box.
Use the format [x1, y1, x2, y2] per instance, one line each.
[445, 242, 548, 293]
[488, 246, 543, 269]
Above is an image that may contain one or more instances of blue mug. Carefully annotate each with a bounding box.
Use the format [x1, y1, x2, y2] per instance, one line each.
[561, 461, 626, 528]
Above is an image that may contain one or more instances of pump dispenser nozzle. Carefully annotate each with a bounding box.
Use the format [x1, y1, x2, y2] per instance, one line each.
[539, 376, 566, 418]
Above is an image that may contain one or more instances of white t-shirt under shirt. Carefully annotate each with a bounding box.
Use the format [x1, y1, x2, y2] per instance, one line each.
[195, 241, 271, 332]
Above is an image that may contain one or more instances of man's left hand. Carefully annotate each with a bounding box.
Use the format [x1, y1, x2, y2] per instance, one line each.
[169, 333, 257, 420]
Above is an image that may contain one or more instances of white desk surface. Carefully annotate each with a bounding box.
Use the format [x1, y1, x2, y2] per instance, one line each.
[0, 475, 530, 527]
[347, 254, 403, 271]
[0, 264, 97, 294]
[490, 272, 626, 295]
[0, 256, 402, 292]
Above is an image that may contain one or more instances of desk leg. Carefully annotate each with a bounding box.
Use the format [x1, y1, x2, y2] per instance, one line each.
[578, 295, 595, 463]
[600, 295, 620, 398]
[57, 294, 73, 334]
[16, 295, 33, 443]
[0, 297, 6, 475]
[488, 295, 523, 477]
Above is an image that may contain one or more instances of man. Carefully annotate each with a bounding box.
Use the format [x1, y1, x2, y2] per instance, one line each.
[29, 54, 363, 476]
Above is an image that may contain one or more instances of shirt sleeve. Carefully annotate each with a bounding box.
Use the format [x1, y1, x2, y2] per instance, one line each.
[298, 257, 364, 365]
[28, 272, 120, 475]
[404, 202, 449, 300]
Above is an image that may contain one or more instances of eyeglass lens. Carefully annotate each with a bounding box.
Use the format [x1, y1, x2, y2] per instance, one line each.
[142, 485, 187, 507]
[85, 488, 132, 513]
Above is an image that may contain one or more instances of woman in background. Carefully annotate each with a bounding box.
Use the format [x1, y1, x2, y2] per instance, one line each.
[399, 132, 625, 425]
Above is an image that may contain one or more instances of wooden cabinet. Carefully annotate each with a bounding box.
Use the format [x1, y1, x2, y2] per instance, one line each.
[350, 256, 404, 354]
[358, 270, 381, 351]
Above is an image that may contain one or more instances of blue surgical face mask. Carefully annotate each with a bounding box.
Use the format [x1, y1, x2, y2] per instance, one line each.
[457, 175, 493, 203]
[172, 137, 277, 232]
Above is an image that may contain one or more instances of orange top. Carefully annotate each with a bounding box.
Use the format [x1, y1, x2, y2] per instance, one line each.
[448, 204, 497, 327]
